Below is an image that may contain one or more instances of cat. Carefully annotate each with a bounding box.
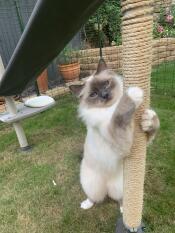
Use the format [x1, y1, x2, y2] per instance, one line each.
[70, 67, 160, 212]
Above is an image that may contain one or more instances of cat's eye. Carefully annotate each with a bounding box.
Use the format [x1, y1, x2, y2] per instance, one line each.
[90, 92, 97, 98]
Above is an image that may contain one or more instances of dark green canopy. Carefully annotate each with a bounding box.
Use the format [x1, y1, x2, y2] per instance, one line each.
[0, 0, 104, 96]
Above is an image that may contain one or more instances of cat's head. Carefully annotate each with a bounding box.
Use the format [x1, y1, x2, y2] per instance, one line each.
[69, 69, 123, 108]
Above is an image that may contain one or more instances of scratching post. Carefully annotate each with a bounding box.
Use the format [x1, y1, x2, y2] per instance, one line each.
[117, 0, 154, 232]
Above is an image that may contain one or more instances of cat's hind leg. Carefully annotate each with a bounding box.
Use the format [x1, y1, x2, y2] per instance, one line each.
[107, 173, 123, 212]
[80, 159, 107, 209]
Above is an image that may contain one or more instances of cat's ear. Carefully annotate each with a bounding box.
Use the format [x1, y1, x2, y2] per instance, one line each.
[96, 58, 108, 74]
[69, 84, 85, 98]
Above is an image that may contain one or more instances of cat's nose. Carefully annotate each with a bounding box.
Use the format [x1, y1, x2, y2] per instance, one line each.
[101, 91, 109, 99]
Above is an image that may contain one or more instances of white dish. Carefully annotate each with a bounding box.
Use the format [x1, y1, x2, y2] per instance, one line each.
[24, 96, 55, 108]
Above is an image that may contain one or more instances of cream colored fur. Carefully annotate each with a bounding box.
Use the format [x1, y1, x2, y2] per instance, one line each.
[75, 72, 159, 211]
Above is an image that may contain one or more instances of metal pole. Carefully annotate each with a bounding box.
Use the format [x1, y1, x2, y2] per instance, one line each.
[0, 56, 30, 150]
[14, 0, 25, 32]
[97, 14, 103, 58]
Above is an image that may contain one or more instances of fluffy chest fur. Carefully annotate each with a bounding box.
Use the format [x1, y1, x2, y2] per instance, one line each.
[79, 102, 123, 172]
[78, 102, 117, 127]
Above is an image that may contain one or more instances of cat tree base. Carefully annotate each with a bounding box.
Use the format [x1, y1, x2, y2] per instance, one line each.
[115, 217, 145, 233]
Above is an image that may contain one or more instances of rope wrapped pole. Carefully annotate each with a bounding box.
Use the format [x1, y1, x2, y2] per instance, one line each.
[121, 0, 153, 231]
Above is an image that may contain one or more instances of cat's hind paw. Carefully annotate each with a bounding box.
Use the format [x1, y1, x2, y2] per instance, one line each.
[80, 199, 94, 210]
[127, 87, 144, 108]
[141, 109, 160, 133]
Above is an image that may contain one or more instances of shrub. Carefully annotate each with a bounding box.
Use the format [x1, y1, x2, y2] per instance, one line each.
[84, 2, 175, 48]
[153, 6, 175, 38]
[57, 46, 79, 65]
[84, 0, 121, 48]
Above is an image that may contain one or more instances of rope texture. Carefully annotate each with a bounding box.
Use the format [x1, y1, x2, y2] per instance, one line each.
[121, 0, 153, 229]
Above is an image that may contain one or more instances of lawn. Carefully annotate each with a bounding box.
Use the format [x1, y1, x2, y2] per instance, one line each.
[152, 61, 175, 96]
[0, 92, 175, 233]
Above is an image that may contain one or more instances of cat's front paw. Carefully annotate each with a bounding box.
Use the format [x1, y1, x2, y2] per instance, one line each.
[141, 109, 160, 133]
[127, 87, 144, 108]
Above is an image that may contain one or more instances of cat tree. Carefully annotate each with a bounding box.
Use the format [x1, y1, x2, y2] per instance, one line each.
[116, 0, 153, 232]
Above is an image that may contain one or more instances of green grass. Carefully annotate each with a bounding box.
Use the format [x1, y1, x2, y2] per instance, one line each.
[152, 62, 175, 96]
[0, 94, 175, 233]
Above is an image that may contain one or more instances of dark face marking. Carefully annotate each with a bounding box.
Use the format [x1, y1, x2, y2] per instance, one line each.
[87, 78, 116, 107]
[79, 70, 123, 108]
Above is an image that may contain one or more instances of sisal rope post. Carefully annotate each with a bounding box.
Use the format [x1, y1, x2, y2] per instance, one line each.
[121, 0, 153, 231]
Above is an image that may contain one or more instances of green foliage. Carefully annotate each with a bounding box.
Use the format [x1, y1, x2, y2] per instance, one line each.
[153, 6, 175, 39]
[57, 46, 79, 65]
[84, 2, 175, 48]
[84, 0, 121, 47]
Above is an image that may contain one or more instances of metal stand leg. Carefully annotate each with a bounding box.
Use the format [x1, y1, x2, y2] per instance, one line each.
[0, 55, 30, 151]
[5, 96, 31, 151]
